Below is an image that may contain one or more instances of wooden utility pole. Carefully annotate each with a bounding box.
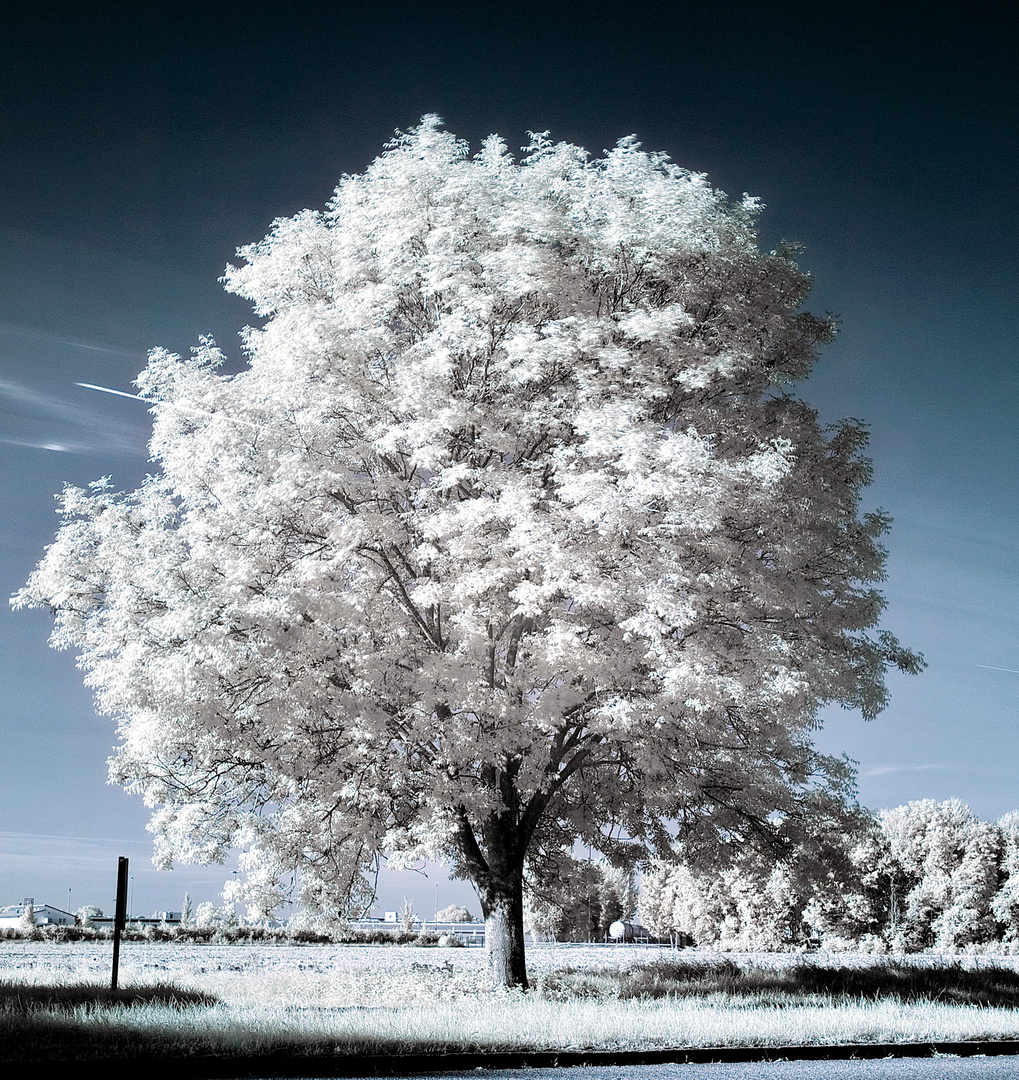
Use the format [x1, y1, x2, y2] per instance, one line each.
[111, 856, 129, 991]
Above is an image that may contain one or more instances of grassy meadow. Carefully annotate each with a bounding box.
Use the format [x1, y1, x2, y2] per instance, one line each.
[5, 942, 1019, 1062]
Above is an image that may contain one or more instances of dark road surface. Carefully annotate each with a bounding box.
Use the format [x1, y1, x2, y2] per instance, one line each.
[298, 1059, 1019, 1080]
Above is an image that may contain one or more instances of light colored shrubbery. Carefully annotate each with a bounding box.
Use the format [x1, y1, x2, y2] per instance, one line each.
[74, 905, 103, 927]
[641, 798, 1019, 952]
[435, 904, 473, 923]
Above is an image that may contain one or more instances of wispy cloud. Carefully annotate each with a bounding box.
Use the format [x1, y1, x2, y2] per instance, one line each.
[0, 831, 240, 908]
[863, 764, 945, 777]
[0, 831, 153, 878]
[0, 378, 148, 455]
[0, 437, 76, 453]
[0, 829, 154, 851]
[0, 321, 142, 358]
[0, 377, 91, 422]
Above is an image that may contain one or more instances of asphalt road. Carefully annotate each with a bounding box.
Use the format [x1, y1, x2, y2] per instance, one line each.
[309, 1059, 1019, 1080]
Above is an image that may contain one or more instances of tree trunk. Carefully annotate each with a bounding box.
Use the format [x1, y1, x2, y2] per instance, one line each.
[453, 780, 541, 990]
[477, 869, 529, 989]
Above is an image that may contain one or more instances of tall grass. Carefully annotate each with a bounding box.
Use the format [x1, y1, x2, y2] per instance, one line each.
[0, 981, 216, 1010]
[5, 945, 1019, 1061]
[534, 957, 1019, 1008]
[7, 992, 1019, 1061]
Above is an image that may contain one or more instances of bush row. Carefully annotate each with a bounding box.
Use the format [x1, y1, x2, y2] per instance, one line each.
[0, 924, 441, 945]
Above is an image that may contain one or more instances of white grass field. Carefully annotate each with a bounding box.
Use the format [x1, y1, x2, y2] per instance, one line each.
[5, 942, 1019, 1055]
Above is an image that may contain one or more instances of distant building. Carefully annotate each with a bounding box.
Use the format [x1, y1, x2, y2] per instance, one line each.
[0, 898, 74, 927]
[0, 899, 188, 930]
[91, 910, 183, 930]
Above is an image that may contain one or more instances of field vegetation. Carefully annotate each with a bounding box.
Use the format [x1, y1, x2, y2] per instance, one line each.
[0, 922, 435, 946]
[5, 943, 1019, 1062]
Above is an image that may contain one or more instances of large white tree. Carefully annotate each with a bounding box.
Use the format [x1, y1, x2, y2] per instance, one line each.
[15, 118, 921, 986]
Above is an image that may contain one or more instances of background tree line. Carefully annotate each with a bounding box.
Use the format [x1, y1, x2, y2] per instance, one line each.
[636, 799, 1019, 952]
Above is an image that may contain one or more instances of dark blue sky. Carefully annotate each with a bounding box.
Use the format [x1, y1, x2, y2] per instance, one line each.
[1, 1, 1016, 917]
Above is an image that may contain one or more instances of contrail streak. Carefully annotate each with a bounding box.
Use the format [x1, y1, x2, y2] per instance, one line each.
[977, 665, 1019, 675]
[76, 381, 258, 428]
[76, 382, 148, 401]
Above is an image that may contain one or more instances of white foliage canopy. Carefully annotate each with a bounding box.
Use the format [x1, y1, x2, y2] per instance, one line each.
[878, 798, 1002, 949]
[15, 118, 919, 922]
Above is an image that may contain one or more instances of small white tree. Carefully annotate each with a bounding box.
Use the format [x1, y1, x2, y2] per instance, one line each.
[218, 903, 239, 930]
[400, 896, 417, 933]
[75, 904, 103, 927]
[639, 860, 705, 943]
[194, 901, 219, 929]
[802, 824, 894, 946]
[523, 892, 564, 943]
[14, 117, 921, 987]
[436, 903, 473, 923]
